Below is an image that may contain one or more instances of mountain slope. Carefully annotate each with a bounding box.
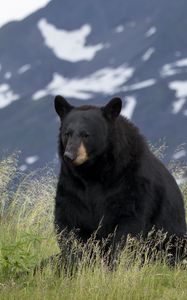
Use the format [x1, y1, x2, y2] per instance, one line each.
[0, 0, 186, 170]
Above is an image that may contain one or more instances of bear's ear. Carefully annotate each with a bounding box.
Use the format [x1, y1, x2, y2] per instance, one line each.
[54, 95, 73, 118]
[102, 97, 122, 120]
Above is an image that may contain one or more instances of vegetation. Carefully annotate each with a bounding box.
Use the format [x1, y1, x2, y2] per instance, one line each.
[0, 154, 187, 300]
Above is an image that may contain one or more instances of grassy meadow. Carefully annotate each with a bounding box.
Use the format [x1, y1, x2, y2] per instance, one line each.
[0, 153, 187, 300]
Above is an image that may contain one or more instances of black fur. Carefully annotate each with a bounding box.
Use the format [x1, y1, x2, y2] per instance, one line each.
[54, 96, 186, 264]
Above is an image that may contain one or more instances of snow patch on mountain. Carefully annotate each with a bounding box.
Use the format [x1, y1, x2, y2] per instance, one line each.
[169, 81, 187, 115]
[173, 150, 186, 160]
[19, 164, 28, 172]
[4, 72, 12, 80]
[115, 25, 124, 33]
[169, 81, 187, 98]
[0, 0, 51, 28]
[25, 155, 39, 164]
[172, 98, 186, 114]
[0, 0, 51, 27]
[174, 58, 187, 67]
[0, 84, 19, 108]
[161, 58, 187, 77]
[123, 79, 156, 92]
[33, 65, 134, 100]
[38, 19, 104, 62]
[142, 47, 155, 61]
[145, 27, 157, 37]
[121, 96, 137, 119]
[18, 64, 31, 74]
[160, 65, 180, 77]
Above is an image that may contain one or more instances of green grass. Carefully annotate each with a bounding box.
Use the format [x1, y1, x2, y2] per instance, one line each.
[0, 154, 187, 300]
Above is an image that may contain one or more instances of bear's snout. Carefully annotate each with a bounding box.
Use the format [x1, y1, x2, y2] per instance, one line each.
[64, 138, 88, 166]
[64, 142, 88, 166]
[64, 150, 76, 162]
[73, 142, 88, 165]
[64, 136, 80, 162]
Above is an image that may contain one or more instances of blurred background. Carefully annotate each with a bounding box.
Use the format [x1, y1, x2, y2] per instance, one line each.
[0, 0, 187, 172]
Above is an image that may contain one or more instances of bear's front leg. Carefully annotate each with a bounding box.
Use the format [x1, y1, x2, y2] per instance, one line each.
[104, 217, 144, 267]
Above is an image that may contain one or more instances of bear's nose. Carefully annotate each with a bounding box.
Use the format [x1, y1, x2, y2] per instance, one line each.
[64, 151, 76, 161]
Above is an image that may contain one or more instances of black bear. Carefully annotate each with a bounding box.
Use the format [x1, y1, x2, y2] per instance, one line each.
[54, 95, 186, 263]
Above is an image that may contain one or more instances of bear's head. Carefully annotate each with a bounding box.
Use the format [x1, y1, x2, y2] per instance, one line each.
[54, 95, 122, 166]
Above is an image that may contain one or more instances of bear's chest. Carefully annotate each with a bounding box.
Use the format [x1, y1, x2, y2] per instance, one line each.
[60, 174, 136, 241]
[77, 184, 106, 229]
[63, 182, 116, 235]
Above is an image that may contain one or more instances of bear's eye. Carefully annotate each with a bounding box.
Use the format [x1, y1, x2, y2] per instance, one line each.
[81, 132, 90, 138]
[64, 131, 72, 137]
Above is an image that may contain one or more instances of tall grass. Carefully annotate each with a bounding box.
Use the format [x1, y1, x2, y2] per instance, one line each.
[0, 154, 187, 300]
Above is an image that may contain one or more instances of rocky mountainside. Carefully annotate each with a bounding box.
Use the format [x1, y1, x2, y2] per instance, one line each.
[0, 0, 187, 171]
